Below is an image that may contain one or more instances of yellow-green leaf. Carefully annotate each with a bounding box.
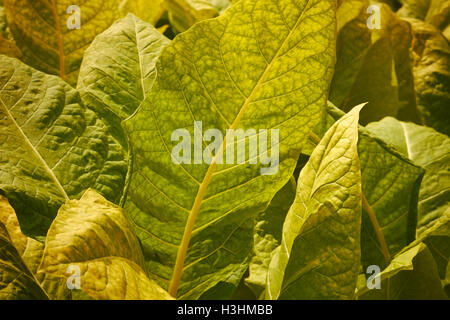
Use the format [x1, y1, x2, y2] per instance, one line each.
[0, 55, 127, 239]
[306, 103, 425, 271]
[38, 189, 172, 300]
[0, 195, 44, 274]
[267, 104, 363, 300]
[245, 179, 296, 297]
[78, 13, 170, 149]
[0, 221, 48, 299]
[366, 117, 450, 234]
[407, 18, 450, 136]
[163, 0, 218, 32]
[4, 0, 122, 85]
[119, 0, 166, 25]
[124, 0, 336, 299]
[330, 0, 421, 124]
[356, 242, 447, 299]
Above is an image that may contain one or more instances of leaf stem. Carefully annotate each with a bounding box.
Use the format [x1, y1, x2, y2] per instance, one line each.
[50, 0, 65, 80]
[361, 194, 391, 265]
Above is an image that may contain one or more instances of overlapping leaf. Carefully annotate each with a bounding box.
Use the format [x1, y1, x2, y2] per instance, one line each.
[398, 0, 450, 39]
[0, 55, 127, 238]
[406, 18, 450, 136]
[124, 0, 336, 299]
[0, 195, 44, 274]
[306, 104, 424, 270]
[119, 0, 166, 26]
[245, 180, 296, 297]
[38, 189, 173, 300]
[357, 242, 447, 299]
[267, 105, 363, 300]
[164, 0, 219, 32]
[78, 14, 170, 149]
[3, 0, 122, 85]
[0, 221, 48, 299]
[366, 117, 450, 234]
[330, 0, 420, 124]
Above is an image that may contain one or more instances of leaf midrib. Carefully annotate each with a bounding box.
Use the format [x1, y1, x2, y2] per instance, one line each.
[168, 0, 314, 297]
[0, 97, 69, 201]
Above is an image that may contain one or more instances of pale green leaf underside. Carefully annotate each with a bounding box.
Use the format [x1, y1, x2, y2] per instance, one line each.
[0, 55, 127, 238]
[39, 190, 172, 300]
[78, 13, 170, 149]
[124, 0, 336, 299]
[267, 105, 363, 300]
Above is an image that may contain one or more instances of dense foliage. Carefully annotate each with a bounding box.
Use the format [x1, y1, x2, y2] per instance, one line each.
[0, 0, 448, 300]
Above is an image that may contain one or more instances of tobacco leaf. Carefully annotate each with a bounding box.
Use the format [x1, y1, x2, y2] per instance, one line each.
[123, 0, 336, 299]
[0, 195, 44, 274]
[356, 242, 447, 299]
[0, 55, 127, 239]
[119, 0, 166, 25]
[415, 210, 449, 279]
[163, 0, 218, 33]
[0, 220, 48, 299]
[78, 13, 170, 149]
[398, 0, 450, 38]
[305, 104, 424, 270]
[245, 180, 296, 297]
[38, 189, 173, 300]
[209, 0, 231, 13]
[3, 0, 122, 85]
[407, 18, 450, 136]
[267, 105, 363, 300]
[366, 117, 450, 234]
[330, 0, 420, 124]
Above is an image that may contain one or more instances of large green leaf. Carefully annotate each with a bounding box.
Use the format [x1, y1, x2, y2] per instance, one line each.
[78, 13, 170, 149]
[0, 55, 127, 239]
[123, 0, 336, 299]
[330, 0, 420, 124]
[407, 18, 450, 136]
[3, 0, 122, 85]
[305, 104, 424, 270]
[38, 189, 173, 300]
[0, 220, 48, 299]
[356, 242, 447, 299]
[267, 105, 363, 300]
[366, 117, 450, 234]
[245, 179, 296, 297]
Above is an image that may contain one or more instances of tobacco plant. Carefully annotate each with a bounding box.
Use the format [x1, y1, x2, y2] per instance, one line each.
[0, 0, 448, 300]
